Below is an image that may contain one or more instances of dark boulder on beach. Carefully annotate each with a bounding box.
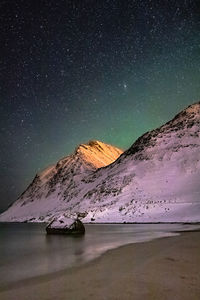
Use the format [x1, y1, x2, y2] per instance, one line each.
[46, 215, 85, 235]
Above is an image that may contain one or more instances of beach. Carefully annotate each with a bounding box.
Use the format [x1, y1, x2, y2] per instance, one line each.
[0, 231, 200, 300]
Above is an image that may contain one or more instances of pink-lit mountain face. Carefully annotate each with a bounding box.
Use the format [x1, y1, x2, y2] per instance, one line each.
[0, 102, 200, 223]
[0, 141, 123, 222]
[79, 102, 200, 223]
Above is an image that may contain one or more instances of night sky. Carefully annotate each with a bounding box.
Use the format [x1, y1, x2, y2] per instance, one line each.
[1, 0, 200, 212]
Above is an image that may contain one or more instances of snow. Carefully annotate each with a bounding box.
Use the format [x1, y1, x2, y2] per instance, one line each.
[0, 102, 200, 223]
[48, 215, 75, 229]
[0, 140, 123, 222]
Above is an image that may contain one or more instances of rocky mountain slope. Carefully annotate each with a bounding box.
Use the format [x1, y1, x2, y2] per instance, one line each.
[0, 141, 122, 222]
[80, 102, 200, 223]
[1, 102, 200, 223]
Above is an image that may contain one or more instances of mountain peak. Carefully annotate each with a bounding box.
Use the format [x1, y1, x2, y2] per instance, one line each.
[169, 101, 200, 125]
[184, 101, 200, 114]
[75, 140, 123, 169]
[0, 140, 123, 222]
[1, 102, 200, 224]
[158, 102, 200, 135]
[124, 101, 200, 159]
[76, 140, 104, 152]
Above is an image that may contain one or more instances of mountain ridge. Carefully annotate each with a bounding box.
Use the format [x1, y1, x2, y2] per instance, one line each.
[0, 141, 122, 222]
[0, 102, 200, 223]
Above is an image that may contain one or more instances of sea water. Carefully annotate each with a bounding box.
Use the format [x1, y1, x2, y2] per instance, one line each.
[0, 222, 198, 288]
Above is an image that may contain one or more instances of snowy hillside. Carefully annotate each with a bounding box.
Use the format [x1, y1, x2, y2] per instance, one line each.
[1, 102, 200, 223]
[0, 141, 122, 222]
[79, 102, 200, 223]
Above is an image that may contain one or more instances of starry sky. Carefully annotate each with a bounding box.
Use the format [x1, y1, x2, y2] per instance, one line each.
[1, 0, 200, 212]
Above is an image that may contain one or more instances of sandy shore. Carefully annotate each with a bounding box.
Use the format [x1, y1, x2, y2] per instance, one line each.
[1, 231, 200, 300]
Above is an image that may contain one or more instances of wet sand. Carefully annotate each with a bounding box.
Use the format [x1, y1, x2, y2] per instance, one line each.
[1, 231, 200, 300]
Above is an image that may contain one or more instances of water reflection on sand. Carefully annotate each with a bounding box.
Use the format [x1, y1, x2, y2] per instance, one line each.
[0, 223, 199, 287]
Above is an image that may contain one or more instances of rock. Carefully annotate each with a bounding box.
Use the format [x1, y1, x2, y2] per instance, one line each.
[46, 215, 85, 235]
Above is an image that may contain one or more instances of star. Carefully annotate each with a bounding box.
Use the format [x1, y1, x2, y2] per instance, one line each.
[0, 0, 199, 212]
[123, 83, 127, 90]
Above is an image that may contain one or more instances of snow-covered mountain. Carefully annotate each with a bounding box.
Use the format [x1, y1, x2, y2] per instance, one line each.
[0, 141, 122, 222]
[1, 102, 200, 223]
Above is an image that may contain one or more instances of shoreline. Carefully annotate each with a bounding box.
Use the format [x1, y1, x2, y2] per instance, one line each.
[0, 230, 180, 292]
[1, 221, 200, 224]
[1, 230, 200, 299]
